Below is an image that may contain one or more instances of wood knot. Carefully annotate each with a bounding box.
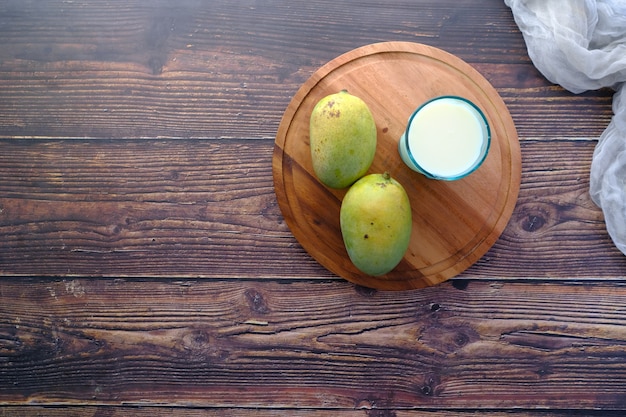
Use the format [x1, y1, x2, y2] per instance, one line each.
[454, 332, 470, 347]
[419, 372, 441, 397]
[355, 285, 377, 297]
[536, 363, 553, 377]
[522, 213, 546, 232]
[516, 202, 557, 234]
[244, 288, 270, 314]
[452, 279, 469, 290]
[418, 325, 478, 354]
[179, 328, 227, 362]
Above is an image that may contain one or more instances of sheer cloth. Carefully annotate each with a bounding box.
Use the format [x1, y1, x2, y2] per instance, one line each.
[506, 0, 626, 254]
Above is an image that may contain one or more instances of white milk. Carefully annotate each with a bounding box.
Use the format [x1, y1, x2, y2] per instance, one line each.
[399, 97, 489, 179]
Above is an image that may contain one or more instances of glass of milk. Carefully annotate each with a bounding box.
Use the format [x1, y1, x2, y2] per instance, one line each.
[398, 96, 491, 180]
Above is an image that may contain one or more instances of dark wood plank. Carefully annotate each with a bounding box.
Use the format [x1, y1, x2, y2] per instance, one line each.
[0, 407, 622, 417]
[2, 0, 625, 414]
[1, 139, 625, 279]
[0, 0, 613, 140]
[0, 139, 321, 278]
[1, 278, 626, 409]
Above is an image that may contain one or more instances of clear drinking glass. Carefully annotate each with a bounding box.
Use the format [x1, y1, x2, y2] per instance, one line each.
[398, 96, 491, 181]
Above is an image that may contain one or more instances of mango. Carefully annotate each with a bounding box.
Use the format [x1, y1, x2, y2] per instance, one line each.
[309, 90, 376, 189]
[340, 172, 412, 276]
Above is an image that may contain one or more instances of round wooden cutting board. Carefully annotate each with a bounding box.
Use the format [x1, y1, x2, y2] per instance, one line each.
[273, 42, 521, 290]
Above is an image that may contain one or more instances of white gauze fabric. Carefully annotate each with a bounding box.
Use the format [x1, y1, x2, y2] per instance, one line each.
[505, 0, 626, 255]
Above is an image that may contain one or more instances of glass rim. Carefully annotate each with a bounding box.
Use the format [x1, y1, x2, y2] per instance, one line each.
[403, 95, 491, 181]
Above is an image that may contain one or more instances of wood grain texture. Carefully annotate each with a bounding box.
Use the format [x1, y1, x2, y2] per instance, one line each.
[0, 0, 613, 140]
[1, 0, 625, 414]
[2, 408, 624, 417]
[1, 139, 624, 279]
[1, 278, 626, 409]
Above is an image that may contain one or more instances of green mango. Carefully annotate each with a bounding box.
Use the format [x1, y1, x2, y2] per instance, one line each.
[340, 172, 412, 276]
[309, 90, 376, 189]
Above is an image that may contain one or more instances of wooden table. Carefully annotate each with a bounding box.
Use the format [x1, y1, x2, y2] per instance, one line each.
[1, 1, 624, 415]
